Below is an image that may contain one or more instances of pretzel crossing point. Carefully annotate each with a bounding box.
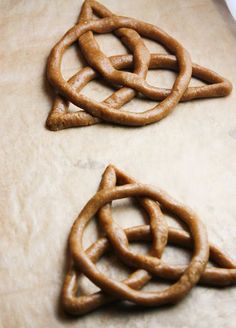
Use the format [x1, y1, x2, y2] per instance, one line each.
[46, 0, 232, 130]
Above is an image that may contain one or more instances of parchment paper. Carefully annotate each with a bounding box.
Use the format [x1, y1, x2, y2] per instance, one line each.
[0, 0, 236, 327]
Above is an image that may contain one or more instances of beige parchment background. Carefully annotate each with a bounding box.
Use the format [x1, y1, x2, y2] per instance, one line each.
[0, 0, 236, 327]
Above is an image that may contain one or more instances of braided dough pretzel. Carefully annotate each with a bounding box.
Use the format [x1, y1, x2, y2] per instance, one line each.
[46, 0, 232, 130]
[68, 166, 209, 307]
[62, 166, 236, 315]
[47, 2, 192, 126]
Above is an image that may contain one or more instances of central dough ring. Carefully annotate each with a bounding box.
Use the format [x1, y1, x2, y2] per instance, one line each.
[47, 15, 192, 126]
[69, 183, 209, 306]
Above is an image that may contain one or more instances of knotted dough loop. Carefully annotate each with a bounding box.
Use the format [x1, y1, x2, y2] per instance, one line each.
[47, 2, 192, 126]
[46, 0, 232, 130]
[68, 166, 209, 307]
[61, 165, 236, 315]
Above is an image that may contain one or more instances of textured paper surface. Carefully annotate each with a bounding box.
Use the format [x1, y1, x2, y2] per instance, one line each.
[0, 0, 236, 327]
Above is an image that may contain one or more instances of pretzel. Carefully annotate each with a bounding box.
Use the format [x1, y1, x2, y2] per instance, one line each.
[67, 165, 209, 308]
[62, 166, 235, 315]
[47, 1, 192, 127]
[46, 0, 232, 130]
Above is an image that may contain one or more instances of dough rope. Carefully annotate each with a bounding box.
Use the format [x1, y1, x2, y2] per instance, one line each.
[46, 0, 232, 130]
